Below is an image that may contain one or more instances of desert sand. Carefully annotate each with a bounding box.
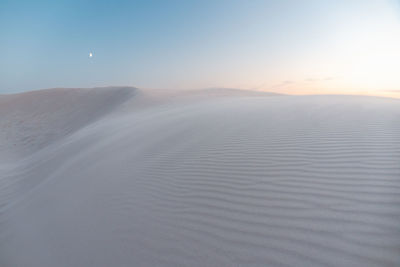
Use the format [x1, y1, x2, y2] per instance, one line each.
[0, 87, 399, 266]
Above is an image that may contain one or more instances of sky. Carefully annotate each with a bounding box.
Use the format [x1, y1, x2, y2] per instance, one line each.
[1, 0, 400, 97]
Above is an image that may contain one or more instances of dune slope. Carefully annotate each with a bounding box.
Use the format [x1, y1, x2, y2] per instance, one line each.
[1, 88, 400, 267]
[0, 87, 135, 162]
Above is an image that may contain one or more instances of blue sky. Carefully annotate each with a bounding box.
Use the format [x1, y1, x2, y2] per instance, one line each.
[1, 0, 400, 96]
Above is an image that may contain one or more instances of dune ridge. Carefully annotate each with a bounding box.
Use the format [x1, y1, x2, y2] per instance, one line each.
[0, 88, 399, 266]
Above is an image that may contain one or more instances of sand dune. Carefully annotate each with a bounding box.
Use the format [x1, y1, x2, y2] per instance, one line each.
[0, 87, 135, 162]
[1, 87, 400, 266]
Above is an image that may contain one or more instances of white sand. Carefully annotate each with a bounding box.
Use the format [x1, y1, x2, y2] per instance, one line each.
[1, 87, 399, 266]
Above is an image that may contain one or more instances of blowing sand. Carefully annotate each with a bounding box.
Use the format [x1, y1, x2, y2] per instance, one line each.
[1, 87, 399, 266]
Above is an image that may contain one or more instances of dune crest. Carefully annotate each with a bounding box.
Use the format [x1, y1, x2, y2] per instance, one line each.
[0, 87, 136, 161]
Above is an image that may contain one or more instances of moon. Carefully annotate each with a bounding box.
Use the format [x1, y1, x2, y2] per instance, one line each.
[89, 52, 93, 58]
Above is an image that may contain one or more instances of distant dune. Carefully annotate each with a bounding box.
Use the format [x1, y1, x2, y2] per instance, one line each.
[1, 87, 399, 266]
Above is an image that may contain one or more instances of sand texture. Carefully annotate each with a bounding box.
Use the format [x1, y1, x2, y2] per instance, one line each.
[1, 87, 399, 266]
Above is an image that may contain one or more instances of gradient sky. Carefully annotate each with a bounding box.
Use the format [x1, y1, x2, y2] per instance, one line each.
[1, 0, 400, 96]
